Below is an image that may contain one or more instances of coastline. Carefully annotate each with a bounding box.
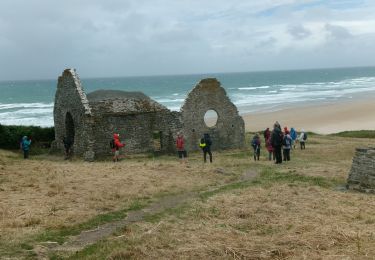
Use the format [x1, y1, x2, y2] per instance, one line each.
[241, 94, 375, 134]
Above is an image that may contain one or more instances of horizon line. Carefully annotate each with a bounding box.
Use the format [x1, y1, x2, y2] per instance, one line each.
[1, 64, 375, 83]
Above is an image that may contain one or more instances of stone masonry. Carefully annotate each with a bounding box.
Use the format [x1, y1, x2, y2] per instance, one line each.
[181, 78, 245, 152]
[53, 69, 245, 160]
[347, 147, 375, 193]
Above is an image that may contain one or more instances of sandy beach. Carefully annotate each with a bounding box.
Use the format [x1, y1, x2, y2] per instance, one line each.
[242, 95, 375, 134]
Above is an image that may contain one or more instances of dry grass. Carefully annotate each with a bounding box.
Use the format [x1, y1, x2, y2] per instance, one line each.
[1, 134, 375, 259]
[65, 135, 375, 259]
[106, 184, 375, 259]
[0, 150, 240, 255]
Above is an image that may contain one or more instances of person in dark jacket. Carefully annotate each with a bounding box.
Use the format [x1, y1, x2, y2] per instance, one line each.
[271, 122, 283, 164]
[199, 133, 212, 163]
[251, 133, 261, 161]
[63, 136, 73, 159]
[282, 133, 292, 161]
[20, 136, 32, 159]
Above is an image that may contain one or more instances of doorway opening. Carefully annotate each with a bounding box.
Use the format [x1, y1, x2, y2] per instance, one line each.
[152, 131, 162, 151]
[65, 112, 75, 144]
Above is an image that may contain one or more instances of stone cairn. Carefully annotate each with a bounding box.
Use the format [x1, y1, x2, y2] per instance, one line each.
[347, 147, 375, 193]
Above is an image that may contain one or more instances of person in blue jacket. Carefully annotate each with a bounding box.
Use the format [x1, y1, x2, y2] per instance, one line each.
[290, 127, 298, 149]
[20, 136, 32, 159]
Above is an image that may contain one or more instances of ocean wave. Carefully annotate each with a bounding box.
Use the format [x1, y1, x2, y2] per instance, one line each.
[0, 116, 54, 127]
[238, 85, 270, 90]
[0, 108, 53, 117]
[0, 102, 54, 110]
[154, 98, 185, 103]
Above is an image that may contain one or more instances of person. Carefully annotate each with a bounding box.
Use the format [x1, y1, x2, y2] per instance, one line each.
[62, 136, 73, 159]
[176, 133, 187, 163]
[265, 136, 274, 161]
[251, 133, 261, 161]
[263, 127, 270, 143]
[20, 136, 32, 159]
[299, 129, 307, 150]
[112, 133, 125, 162]
[282, 133, 292, 161]
[290, 127, 297, 149]
[271, 122, 283, 164]
[199, 133, 212, 163]
[284, 126, 290, 135]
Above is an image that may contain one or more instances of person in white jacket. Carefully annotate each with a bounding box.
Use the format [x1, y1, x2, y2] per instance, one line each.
[298, 129, 306, 150]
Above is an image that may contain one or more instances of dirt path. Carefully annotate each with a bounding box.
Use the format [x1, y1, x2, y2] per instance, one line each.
[34, 170, 258, 258]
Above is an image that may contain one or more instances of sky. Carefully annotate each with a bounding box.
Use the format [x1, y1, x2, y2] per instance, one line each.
[1, 0, 375, 80]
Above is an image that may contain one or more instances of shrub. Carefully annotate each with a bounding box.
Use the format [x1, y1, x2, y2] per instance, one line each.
[0, 124, 55, 150]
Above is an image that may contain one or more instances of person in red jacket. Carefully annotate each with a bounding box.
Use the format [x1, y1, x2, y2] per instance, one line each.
[176, 133, 187, 163]
[112, 133, 125, 162]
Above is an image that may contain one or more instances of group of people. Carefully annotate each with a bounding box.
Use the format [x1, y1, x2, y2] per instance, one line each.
[177, 132, 213, 163]
[251, 122, 307, 164]
[19, 127, 305, 164]
[109, 132, 212, 164]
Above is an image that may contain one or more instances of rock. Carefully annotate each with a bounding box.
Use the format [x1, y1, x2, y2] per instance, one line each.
[347, 147, 375, 193]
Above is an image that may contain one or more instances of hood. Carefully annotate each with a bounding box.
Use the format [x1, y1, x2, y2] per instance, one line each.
[22, 136, 28, 141]
[113, 133, 120, 140]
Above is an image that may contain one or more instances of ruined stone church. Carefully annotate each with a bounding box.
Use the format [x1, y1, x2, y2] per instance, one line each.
[53, 69, 245, 160]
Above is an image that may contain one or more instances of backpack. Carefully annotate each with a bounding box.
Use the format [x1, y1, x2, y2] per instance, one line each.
[283, 136, 290, 146]
[204, 135, 212, 146]
[303, 133, 307, 141]
[251, 138, 258, 148]
[110, 139, 115, 149]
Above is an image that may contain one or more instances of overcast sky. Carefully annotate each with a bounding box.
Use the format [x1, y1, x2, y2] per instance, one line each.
[1, 0, 375, 80]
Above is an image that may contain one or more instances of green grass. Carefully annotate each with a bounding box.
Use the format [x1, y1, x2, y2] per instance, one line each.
[35, 209, 129, 245]
[0, 198, 153, 259]
[199, 167, 340, 201]
[3, 193, 170, 258]
[143, 202, 191, 223]
[330, 130, 375, 139]
[34, 198, 151, 244]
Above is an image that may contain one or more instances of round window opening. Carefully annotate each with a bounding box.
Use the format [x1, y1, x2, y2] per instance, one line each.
[204, 110, 218, 127]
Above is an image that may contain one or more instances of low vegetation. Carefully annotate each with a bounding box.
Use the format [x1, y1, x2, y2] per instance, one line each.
[0, 124, 54, 152]
[330, 130, 375, 139]
[0, 131, 374, 259]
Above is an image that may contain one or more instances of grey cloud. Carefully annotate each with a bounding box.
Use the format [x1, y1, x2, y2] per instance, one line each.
[325, 24, 353, 40]
[0, 0, 374, 80]
[287, 24, 311, 40]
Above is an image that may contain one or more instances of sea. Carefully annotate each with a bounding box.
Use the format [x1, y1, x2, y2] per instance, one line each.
[1, 66, 375, 127]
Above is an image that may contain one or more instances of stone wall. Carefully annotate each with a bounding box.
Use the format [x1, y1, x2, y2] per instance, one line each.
[347, 147, 375, 193]
[90, 111, 182, 156]
[53, 69, 94, 159]
[181, 78, 245, 152]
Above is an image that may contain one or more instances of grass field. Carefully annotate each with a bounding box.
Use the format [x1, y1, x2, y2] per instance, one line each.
[1, 133, 375, 259]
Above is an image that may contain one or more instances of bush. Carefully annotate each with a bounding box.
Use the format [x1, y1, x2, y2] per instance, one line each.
[0, 124, 55, 150]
